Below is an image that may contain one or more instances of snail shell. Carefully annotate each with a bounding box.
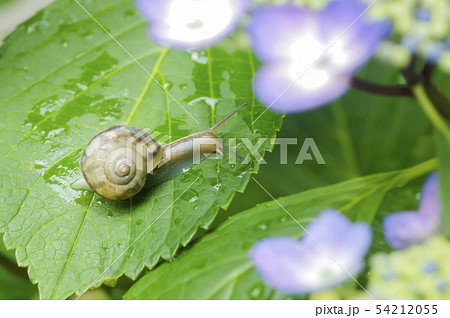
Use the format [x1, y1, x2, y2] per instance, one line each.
[80, 125, 163, 200]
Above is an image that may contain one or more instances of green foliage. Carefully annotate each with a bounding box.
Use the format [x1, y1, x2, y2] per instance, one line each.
[0, 0, 281, 299]
[0, 0, 13, 6]
[0, 244, 38, 299]
[124, 161, 436, 300]
[437, 133, 450, 237]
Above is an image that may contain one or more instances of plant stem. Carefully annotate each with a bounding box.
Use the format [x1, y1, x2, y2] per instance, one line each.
[396, 158, 438, 186]
[411, 83, 450, 145]
[352, 78, 412, 97]
[422, 61, 435, 83]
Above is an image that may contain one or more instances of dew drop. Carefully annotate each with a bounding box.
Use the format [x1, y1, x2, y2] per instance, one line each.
[248, 283, 264, 299]
[188, 96, 221, 110]
[163, 81, 173, 90]
[189, 196, 199, 203]
[256, 223, 267, 231]
[190, 51, 208, 64]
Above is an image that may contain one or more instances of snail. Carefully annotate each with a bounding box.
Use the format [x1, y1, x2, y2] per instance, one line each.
[71, 103, 247, 200]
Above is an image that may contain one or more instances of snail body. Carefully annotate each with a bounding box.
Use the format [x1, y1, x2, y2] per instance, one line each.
[72, 103, 246, 200]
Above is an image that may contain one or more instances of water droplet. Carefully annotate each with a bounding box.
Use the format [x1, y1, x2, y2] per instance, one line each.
[74, 51, 84, 59]
[237, 171, 247, 178]
[190, 50, 208, 64]
[213, 184, 221, 191]
[279, 216, 288, 223]
[178, 84, 188, 90]
[163, 81, 173, 90]
[248, 283, 264, 299]
[256, 223, 267, 231]
[188, 96, 221, 110]
[189, 197, 198, 203]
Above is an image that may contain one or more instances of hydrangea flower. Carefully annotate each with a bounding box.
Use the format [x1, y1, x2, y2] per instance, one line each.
[136, 0, 251, 49]
[249, 209, 372, 295]
[247, 0, 391, 113]
[383, 173, 441, 250]
[370, 0, 450, 72]
[367, 236, 450, 300]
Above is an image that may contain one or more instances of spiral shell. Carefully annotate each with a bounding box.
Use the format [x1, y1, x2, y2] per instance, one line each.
[80, 125, 163, 200]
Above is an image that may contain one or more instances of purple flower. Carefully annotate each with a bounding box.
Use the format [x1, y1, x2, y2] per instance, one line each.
[249, 209, 372, 295]
[248, 0, 391, 113]
[136, 0, 250, 49]
[383, 173, 441, 250]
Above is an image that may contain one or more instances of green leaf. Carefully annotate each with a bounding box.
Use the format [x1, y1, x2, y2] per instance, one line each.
[0, 0, 281, 299]
[124, 160, 436, 300]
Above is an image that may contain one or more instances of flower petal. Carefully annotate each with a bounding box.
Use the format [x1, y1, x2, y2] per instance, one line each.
[137, 0, 250, 49]
[302, 209, 372, 274]
[249, 237, 312, 295]
[248, 6, 319, 63]
[383, 210, 439, 250]
[319, 0, 368, 34]
[254, 62, 352, 113]
[383, 173, 441, 250]
[136, 0, 166, 22]
[419, 172, 441, 217]
[319, 0, 392, 73]
[250, 210, 372, 295]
